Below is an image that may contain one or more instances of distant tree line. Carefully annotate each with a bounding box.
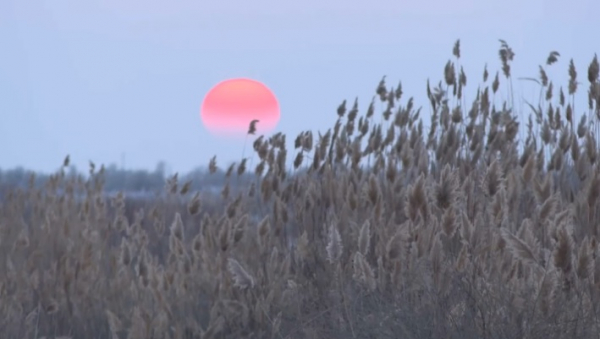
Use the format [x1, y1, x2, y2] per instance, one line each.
[0, 160, 261, 199]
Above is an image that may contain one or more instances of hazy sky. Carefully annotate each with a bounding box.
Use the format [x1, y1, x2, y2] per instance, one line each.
[1, 0, 598, 174]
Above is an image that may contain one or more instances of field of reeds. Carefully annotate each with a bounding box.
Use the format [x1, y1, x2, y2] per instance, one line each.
[2, 40, 600, 339]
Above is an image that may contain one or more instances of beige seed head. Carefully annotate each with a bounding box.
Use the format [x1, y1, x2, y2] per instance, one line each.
[105, 309, 122, 334]
[187, 192, 201, 215]
[227, 258, 255, 289]
[179, 180, 192, 195]
[326, 223, 343, 265]
[208, 155, 218, 174]
[170, 212, 185, 242]
[120, 239, 131, 267]
[554, 224, 573, 275]
[358, 220, 371, 256]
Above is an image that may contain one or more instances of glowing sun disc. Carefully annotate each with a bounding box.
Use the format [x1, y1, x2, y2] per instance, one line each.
[200, 78, 280, 137]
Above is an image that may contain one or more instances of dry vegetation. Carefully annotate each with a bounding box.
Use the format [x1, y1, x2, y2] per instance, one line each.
[2, 40, 600, 339]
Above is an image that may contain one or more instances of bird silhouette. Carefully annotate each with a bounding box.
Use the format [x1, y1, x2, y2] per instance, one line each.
[248, 119, 260, 135]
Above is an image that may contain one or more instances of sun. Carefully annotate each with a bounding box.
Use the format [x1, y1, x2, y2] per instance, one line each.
[200, 78, 280, 138]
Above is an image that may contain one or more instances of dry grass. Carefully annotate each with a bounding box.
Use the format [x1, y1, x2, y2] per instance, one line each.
[2, 40, 600, 339]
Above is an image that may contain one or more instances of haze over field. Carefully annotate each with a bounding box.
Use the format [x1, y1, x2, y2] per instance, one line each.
[1, 0, 598, 173]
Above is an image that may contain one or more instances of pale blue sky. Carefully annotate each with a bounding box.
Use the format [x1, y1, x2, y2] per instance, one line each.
[1, 0, 598, 173]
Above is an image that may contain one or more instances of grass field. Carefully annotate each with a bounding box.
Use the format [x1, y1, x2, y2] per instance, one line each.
[1, 40, 600, 339]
